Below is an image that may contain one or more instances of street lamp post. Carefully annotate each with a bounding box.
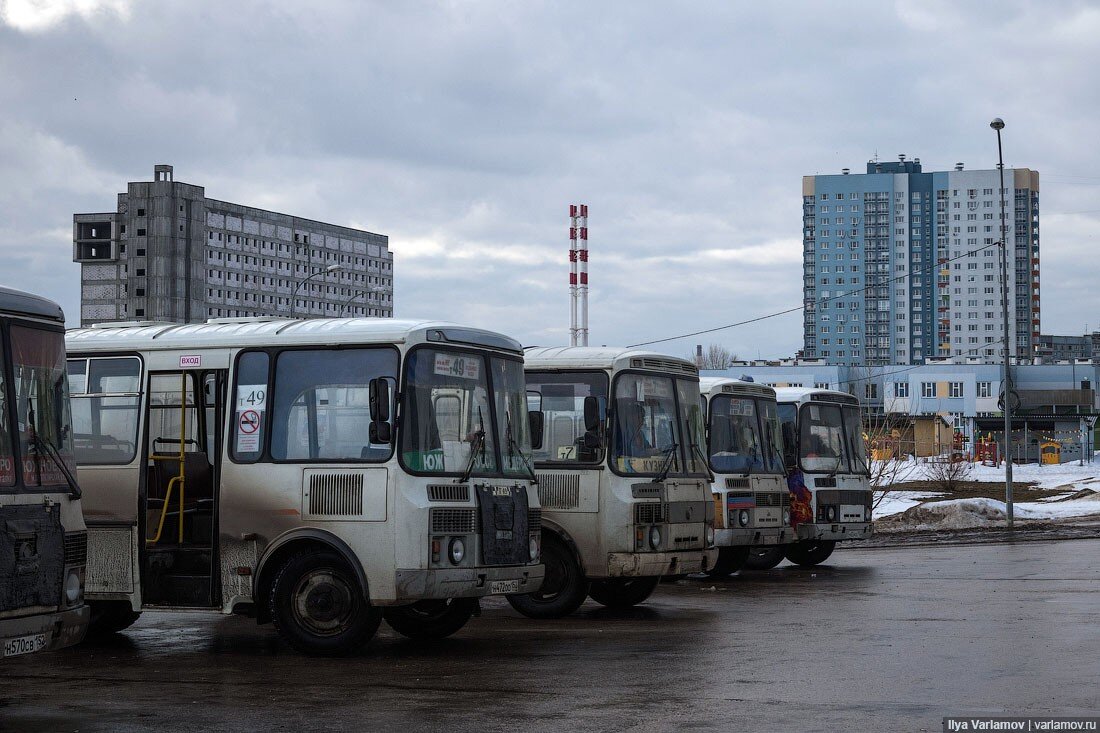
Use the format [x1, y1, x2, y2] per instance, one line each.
[290, 264, 341, 319]
[340, 286, 386, 316]
[991, 117, 1014, 528]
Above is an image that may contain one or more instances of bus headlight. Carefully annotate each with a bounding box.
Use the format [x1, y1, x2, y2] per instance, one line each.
[448, 538, 466, 565]
[825, 506, 837, 522]
[529, 535, 540, 561]
[705, 525, 715, 546]
[738, 510, 750, 527]
[649, 526, 661, 549]
[64, 567, 84, 607]
[865, 506, 872, 522]
[783, 509, 791, 525]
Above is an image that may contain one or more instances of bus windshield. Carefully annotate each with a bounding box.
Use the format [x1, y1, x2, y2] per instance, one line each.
[10, 325, 75, 489]
[490, 357, 533, 478]
[708, 395, 783, 475]
[401, 349, 498, 476]
[799, 402, 849, 474]
[612, 373, 704, 477]
[842, 405, 869, 475]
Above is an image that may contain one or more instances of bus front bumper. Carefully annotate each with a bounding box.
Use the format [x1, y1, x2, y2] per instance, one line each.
[716, 526, 795, 547]
[1, 605, 89, 657]
[605, 548, 719, 578]
[796, 522, 874, 542]
[393, 564, 545, 603]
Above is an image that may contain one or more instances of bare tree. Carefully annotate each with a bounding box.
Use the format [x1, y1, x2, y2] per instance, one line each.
[925, 455, 974, 493]
[692, 344, 738, 370]
[866, 419, 920, 509]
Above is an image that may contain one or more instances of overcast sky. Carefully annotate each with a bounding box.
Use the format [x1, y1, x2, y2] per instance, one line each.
[1, 0, 1098, 359]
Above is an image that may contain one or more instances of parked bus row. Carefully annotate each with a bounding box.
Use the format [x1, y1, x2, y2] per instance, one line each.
[1, 291, 872, 658]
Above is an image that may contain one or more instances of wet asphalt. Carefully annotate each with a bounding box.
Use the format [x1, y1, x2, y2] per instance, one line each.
[2, 539, 1099, 733]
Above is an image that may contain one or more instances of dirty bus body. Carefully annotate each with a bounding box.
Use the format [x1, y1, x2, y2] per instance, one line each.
[67, 318, 544, 655]
[699, 378, 793, 574]
[512, 347, 717, 618]
[774, 387, 872, 566]
[0, 287, 89, 659]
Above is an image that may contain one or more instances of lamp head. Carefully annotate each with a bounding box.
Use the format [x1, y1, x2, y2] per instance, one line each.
[325, 264, 342, 273]
[990, 118, 1005, 131]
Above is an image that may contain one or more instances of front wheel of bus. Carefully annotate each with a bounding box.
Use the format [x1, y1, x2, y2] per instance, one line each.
[506, 535, 589, 619]
[269, 549, 382, 656]
[743, 546, 786, 571]
[87, 601, 142, 636]
[784, 540, 836, 567]
[587, 576, 660, 609]
[705, 546, 750, 577]
[383, 598, 477, 640]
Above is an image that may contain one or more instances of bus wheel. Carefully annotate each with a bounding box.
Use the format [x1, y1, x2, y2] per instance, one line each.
[383, 598, 477, 640]
[705, 546, 750, 577]
[506, 535, 589, 619]
[269, 549, 382, 656]
[87, 601, 141, 636]
[743, 546, 786, 571]
[587, 576, 660, 609]
[784, 540, 836, 567]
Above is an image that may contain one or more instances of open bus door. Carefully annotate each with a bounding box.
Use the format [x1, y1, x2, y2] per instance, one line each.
[141, 369, 226, 607]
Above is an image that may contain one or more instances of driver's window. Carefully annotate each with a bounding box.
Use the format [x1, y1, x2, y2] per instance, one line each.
[433, 394, 462, 442]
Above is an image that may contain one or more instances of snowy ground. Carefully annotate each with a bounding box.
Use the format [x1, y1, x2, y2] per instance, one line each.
[872, 454, 1100, 530]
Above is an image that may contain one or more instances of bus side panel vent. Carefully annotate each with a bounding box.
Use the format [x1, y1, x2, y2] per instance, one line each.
[536, 473, 580, 509]
[724, 478, 751, 489]
[304, 471, 366, 519]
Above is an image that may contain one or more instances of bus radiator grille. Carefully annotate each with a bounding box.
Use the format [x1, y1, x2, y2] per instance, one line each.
[430, 508, 478, 534]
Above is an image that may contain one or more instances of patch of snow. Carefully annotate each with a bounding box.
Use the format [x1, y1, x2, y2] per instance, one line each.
[873, 490, 944, 519]
[876, 493, 1100, 532]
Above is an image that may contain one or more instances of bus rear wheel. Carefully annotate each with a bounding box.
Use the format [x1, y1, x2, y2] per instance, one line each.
[784, 540, 836, 567]
[506, 534, 588, 619]
[705, 546, 750, 577]
[87, 601, 141, 636]
[383, 599, 477, 640]
[743, 546, 786, 571]
[587, 576, 660, 609]
[269, 549, 382, 656]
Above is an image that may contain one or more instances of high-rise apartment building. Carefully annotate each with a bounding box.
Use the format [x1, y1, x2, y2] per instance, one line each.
[73, 165, 393, 326]
[802, 157, 1039, 366]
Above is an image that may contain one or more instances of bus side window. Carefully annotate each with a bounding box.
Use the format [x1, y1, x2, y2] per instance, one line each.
[231, 351, 269, 463]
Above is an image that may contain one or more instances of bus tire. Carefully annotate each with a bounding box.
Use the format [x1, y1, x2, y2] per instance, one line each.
[87, 601, 141, 636]
[268, 548, 382, 656]
[784, 540, 836, 567]
[506, 534, 589, 619]
[743, 546, 786, 571]
[382, 598, 477, 640]
[587, 576, 660, 609]
[705, 546, 750, 577]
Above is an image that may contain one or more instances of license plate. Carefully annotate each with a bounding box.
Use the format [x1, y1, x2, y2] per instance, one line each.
[3, 633, 46, 658]
[489, 579, 520, 595]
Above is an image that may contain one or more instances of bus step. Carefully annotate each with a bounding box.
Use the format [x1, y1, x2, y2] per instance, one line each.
[143, 573, 212, 607]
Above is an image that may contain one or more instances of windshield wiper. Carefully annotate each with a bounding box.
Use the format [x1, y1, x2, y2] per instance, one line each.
[456, 407, 486, 484]
[27, 407, 81, 499]
[651, 442, 680, 484]
[685, 419, 714, 483]
[504, 408, 538, 486]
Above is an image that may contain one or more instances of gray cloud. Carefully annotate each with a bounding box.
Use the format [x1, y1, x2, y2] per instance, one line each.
[1, 0, 1098, 357]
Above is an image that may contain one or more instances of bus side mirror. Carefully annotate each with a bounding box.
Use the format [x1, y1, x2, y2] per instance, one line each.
[583, 396, 600, 433]
[369, 378, 391, 422]
[369, 421, 392, 445]
[528, 410, 544, 450]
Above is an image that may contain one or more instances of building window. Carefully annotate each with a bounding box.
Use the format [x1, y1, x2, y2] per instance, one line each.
[895, 382, 909, 398]
[135, 309, 144, 317]
[949, 382, 963, 398]
[865, 383, 879, 400]
[136, 268, 146, 277]
[921, 382, 935, 398]
[977, 381, 992, 398]
[136, 228, 146, 236]
[137, 208, 145, 216]
[136, 248, 146, 257]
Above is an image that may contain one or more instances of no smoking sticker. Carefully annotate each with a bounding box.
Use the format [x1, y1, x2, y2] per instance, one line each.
[236, 409, 262, 452]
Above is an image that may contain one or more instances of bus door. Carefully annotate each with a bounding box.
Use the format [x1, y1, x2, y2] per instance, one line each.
[140, 368, 227, 607]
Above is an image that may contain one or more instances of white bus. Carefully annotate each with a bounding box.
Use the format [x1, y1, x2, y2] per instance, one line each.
[699, 377, 793, 574]
[1, 287, 89, 659]
[774, 387, 872, 565]
[512, 347, 717, 617]
[66, 318, 544, 655]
